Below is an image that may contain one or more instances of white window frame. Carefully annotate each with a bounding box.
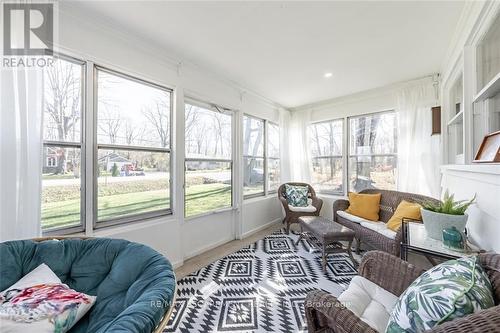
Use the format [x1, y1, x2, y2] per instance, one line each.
[266, 121, 280, 194]
[184, 99, 234, 218]
[306, 110, 398, 195]
[347, 110, 398, 193]
[42, 54, 174, 235]
[243, 114, 266, 199]
[308, 118, 344, 196]
[42, 54, 86, 235]
[93, 66, 174, 229]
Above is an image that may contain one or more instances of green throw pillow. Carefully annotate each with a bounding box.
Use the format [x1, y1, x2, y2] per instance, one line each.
[386, 256, 494, 333]
[285, 184, 308, 207]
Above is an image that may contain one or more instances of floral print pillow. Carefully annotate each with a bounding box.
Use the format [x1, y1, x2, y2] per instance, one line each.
[386, 256, 494, 333]
[285, 184, 309, 207]
[0, 264, 96, 333]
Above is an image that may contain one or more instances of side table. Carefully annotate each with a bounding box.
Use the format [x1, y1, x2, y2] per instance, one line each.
[401, 219, 482, 265]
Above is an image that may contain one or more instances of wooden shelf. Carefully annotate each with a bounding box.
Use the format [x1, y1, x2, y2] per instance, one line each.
[474, 72, 500, 102]
[447, 110, 463, 126]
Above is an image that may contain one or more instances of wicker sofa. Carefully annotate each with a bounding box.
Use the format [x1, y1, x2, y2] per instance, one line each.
[278, 182, 323, 234]
[305, 250, 500, 333]
[333, 189, 439, 256]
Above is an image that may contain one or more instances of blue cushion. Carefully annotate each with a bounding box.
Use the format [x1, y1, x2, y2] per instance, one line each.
[0, 238, 176, 333]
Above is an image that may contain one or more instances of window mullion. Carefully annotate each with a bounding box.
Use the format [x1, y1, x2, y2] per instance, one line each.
[343, 117, 348, 195]
[85, 60, 95, 235]
[97, 143, 171, 153]
[264, 120, 268, 196]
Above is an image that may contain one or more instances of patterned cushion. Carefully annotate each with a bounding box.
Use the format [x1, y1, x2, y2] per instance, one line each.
[0, 263, 96, 333]
[285, 184, 308, 207]
[386, 256, 494, 333]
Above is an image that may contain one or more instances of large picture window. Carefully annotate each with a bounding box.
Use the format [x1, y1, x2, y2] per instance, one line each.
[348, 111, 397, 192]
[308, 119, 343, 194]
[185, 102, 232, 217]
[42, 59, 173, 233]
[95, 68, 172, 226]
[243, 115, 265, 197]
[41, 56, 85, 232]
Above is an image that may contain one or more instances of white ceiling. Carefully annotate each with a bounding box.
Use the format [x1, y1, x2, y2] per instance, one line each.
[65, 1, 464, 108]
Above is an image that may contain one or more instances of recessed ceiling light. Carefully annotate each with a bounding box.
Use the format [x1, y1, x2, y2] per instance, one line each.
[324, 72, 333, 78]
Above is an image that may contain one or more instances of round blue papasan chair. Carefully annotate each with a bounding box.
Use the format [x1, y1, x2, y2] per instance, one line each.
[0, 237, 177, 333]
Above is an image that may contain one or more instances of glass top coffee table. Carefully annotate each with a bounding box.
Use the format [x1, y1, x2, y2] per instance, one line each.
[401, 220, 482, 265]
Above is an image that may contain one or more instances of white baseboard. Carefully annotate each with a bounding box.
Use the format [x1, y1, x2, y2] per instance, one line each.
[241, 218, 281, 239]
[181, 218, 281, 263]
[183, 236, 234, 261]
[171, 260, 184, 269]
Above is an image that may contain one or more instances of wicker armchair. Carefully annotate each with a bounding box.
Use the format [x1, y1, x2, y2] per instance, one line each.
[333, 189, 439, 256]
[305, 250, 500, 333]
[278, 182, 323, 234]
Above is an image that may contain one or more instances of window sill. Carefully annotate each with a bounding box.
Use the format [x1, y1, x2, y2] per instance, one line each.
[317, 193, 347, 201]
[92, 214, 176, 237]
[44, 214, 177, 238]
[184, 207, 235, 222]
[243, 194, 278, 204]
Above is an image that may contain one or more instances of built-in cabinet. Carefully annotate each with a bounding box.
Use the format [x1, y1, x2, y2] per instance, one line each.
[441, 2, 500, 253]
[474, 13, 500, 156]
[444, 7, 500, 164]
[446, 74, 464, 163]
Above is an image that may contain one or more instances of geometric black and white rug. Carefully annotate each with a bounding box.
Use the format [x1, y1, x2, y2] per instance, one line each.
[164, 228, 359, 333]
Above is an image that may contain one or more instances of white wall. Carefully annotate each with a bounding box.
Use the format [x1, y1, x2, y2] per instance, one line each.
[242, 197, 283, 237]
[441, 166, 500, 252]
[295, 86, 398, 122]
[57, 5, 285, 268]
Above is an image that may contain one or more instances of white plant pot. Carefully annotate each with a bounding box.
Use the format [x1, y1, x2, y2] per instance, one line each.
[421, 208, 468, 241]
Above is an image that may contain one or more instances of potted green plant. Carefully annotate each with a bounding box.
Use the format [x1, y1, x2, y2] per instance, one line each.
[421, 190, 476, 240]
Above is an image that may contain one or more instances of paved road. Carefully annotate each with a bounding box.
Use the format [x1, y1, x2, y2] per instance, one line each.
[43, 171, 231, 187]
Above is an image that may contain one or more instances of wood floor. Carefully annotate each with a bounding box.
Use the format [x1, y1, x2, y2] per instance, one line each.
[175, 222, 283, 279]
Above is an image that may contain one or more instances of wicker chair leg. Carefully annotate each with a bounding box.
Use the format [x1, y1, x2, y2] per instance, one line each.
[356, 238, 361, 255]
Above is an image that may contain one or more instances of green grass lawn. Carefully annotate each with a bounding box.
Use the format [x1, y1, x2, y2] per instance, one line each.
[243, 184, 265, 197]
[185, 183, 231, 217]
[41, 183, 232, 229]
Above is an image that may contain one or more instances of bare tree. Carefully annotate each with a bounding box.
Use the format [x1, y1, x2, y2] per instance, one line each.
[211, 114, 226, 156]
[353, 116, 379, 191]
[243, 119, 263, 187]
[312, 124, 323, 176]
[185, 105, 199, 141]
[98, 107, 121, 144]
[194, 122, 207, 155]
[142, 98, 169, 148]
[44, 60, 81, 174]
[124, 122, 144, 146]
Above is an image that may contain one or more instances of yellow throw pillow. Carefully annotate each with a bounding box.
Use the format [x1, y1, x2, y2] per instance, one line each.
[346, 192, 381, 221]
[386, 200, 422, 231]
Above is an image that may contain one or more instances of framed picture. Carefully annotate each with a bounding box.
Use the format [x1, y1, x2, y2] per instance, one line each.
[474, 131, 500, 163]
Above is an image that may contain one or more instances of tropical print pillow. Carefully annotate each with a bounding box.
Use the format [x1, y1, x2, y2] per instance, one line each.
[285, 184, 309, 207]
[386, 256, 494, 333]
[0, 264, 96, 333]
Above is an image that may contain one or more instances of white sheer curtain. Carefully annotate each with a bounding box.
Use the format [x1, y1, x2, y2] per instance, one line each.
[397, 78, 441, 198]
[289, 109, 312, 183]
[0, 67, 44, 241]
